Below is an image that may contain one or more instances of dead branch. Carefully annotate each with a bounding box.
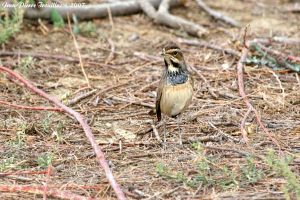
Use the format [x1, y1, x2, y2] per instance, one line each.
[177, 38, 240, 57]
[7, 0, 182, 20]
[0, 100, 63, 112]
[0, 185, 95, 200]
[0, 66, 126, 200]
[283, 3, 300, 13]
[272, 36, 300, 45]
[139, 0, 207, 37]
[195, 0, 239, 27]
[236, 48, 281, 149]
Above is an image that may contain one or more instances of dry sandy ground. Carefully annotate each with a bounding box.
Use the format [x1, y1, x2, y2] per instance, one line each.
[0, 0, 299, 199]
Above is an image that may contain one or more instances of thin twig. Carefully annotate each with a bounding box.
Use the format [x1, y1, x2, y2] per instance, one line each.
[111, 96, 154, 108]
[68, 89, 97, 106]
[107, 5, 114, 29]
[189, 65, 218, 98]
[240, 107, 252, 142]
[177, 38, 240, 57]
[0, 100, 63, 112]
[105, 38, 116, 64]
[151, 122, 162, 143]
[0, 66, 126, 200]
[267, 69, 285, 106]
[204, 145, 251, 157]
[67, 15, 90, 87]
[208, 122, 241, 143]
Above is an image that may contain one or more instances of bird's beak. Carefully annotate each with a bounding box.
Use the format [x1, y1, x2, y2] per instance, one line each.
[161, 49, 165, 56]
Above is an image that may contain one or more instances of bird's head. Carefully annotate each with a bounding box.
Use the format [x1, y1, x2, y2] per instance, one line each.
[162, 44, 186, 73]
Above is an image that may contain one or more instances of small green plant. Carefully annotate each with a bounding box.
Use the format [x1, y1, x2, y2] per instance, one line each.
[0, 157, 15, 172]
[0, 7, 23, 44]
[52, 121, 64, 142]
[156, 162, 166, 176]
[18, 56, 34, 76]
[41, 113, 53, 133]
[50, 9, 64, 28]
[156, 142, 240, 190]
[15, 130, 25, 146]
[241, 156, 264, 184]
[10, 122, 27, 146]
[218, 166, 239, 190]
[265, 149, 300, 199]
[72, 15, 97, 37]
[78, 22, 97, 37]
[37, 153, 53, 168]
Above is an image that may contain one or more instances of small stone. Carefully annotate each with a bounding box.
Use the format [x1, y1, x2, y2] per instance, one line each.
[128, 33, 139, 42]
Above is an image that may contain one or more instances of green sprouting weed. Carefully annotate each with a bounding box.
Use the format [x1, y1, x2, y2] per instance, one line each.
[37, 153, 53, 168]
[18, 56, 34, 76]
[78, 22, 97, 37]
[241, 156, 264, 184]
[52, 121, 64, 142]
[156, 162, 175, 179]
[265, 149, 300, 199]
[0, 157, 15, 172]
[156, 162, 166, 176]
[41, 113, 52, 133]
[50, 9, 64, 28]
[191, 142, 203, 152]
[72, 15, 97, 37]
[218, 166, 239, 190]
[11, 122, 27, 146]
[175, 171, 187, 183]
[0, 5, 23, 44]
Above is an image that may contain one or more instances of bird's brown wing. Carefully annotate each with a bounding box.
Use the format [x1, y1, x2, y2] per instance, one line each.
[156, 78, 164, 122]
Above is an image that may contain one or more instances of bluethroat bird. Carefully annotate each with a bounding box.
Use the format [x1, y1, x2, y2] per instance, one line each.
[156, 43, 194, 145]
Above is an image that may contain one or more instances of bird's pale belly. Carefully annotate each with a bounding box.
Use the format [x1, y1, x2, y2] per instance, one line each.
[160, 81, 193, 117]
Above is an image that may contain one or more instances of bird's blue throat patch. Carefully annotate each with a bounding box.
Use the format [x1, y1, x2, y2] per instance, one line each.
[167, 70, 188, 85]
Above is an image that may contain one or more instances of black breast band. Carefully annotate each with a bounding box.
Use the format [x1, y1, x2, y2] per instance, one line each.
[167, 70, 188, 85]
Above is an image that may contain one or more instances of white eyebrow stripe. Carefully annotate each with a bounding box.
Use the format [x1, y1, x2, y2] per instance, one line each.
[165, 49, 180, 54]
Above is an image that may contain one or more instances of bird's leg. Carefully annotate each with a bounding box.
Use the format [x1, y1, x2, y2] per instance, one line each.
[163, 117, 167, 150]
[177, 114, 183, 145]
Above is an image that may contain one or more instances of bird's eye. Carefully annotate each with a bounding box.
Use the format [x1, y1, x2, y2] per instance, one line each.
[173, 51, 178, 56]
